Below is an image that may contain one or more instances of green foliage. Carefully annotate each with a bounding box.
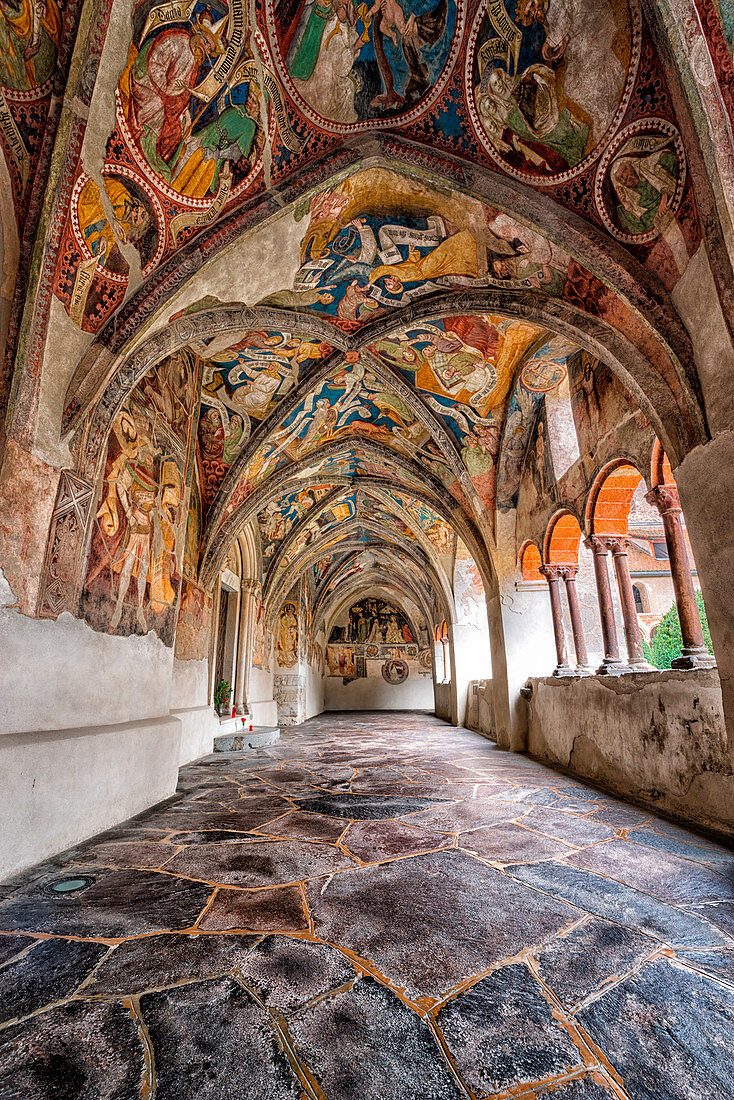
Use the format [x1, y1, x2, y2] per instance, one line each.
[214, 679, 231, 708]
[647, 590, 713, 669]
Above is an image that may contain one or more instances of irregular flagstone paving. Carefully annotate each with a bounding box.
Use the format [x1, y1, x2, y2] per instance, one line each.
[0, 712, 733, 1099]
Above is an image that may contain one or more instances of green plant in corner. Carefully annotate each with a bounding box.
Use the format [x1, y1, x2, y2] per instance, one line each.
[214, 679, 231, 712]
[646, 590, 713, 669]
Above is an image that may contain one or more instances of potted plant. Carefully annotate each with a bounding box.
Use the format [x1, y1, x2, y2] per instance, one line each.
[214, 679, 231, 717]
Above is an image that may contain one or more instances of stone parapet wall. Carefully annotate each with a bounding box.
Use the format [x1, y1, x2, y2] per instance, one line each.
[525, 669, 733, 838]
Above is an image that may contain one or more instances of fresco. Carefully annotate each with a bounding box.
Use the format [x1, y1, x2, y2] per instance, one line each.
[276, 599, 299, 666]
[371, 314, 543, 419]
[0, 0, 62, 207]
[80, 354, 197, 645]
[595, 119, 686, 243]
[261, 169, 577, 332]
[468, 0, 639, 182]
[268, 0, 460, 125]
[258, 484, 332, 561]
[183, 473, 202, 578]
[568, 349, 636, 457]
[197, 330, 332, 505]
[325, 596, 428, 679]
[383, 489, 455, 554]
[329, 596, 416, 643]
[174, 580, 212, 660]
[52, 0, 304, 330]
[242, 362, 441, 487]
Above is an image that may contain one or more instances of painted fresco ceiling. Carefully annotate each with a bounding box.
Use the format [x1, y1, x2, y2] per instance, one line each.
[12, 0, 733, 643]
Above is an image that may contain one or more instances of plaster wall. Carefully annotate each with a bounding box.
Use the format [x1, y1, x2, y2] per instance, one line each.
[0, 602, 174, 735]
[0, 715, 182, 880]
[464, 680, 495, 739]
[324, 674, 434, 711]
[248, 664, 277, 725]
[305, 659, 324, 720]
[526, 670, 733, 836]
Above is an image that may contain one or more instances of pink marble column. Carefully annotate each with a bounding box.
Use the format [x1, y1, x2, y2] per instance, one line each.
[559, 565, 592, 673]
[606, 537, 652, 670]
[539, 564, 572, 676]
[584, 535, 626, 675]
[645, 484, 715, 668]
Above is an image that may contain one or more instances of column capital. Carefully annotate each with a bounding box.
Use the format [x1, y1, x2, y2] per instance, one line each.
[558, 564, 579, 581]
[584, 534, 608, 556]
[605, 536, 630, 556]
[645, 483, 682, 516]
[241, 578, 260, 593]
[539, 563, 564, 581]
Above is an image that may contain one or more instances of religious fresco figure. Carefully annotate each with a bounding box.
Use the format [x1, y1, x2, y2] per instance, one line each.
[606, 136, 680, 237]
[471, 0, 634, 179]
[277, 600, 299, 666]
[274, 0, 457, 123]
[0, 0, 62, 91]
[119, 2, 265, 199]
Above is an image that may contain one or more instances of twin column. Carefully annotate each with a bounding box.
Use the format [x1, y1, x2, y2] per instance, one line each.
[539, 564, 591, 676]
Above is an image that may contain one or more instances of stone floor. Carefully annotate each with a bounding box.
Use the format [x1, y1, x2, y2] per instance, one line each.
[1, 712, 733, 1100]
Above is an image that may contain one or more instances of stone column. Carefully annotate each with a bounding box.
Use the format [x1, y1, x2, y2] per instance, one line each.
[606, 537, 652, 669]
[559, 565, 592, 673]
[584, 535, 626, 675]
[233, 579, 259, 714]
[645, 485, 715, 668]
[539, 564, 572, 676]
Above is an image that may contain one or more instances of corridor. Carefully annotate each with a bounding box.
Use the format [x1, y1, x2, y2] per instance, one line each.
[0, 712, 732, 1099]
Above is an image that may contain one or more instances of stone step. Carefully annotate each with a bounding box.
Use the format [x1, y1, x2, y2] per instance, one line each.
[213, 726, 280, 751]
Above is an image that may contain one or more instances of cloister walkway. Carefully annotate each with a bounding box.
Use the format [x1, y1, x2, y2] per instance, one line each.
[0, 712, 732, 1099]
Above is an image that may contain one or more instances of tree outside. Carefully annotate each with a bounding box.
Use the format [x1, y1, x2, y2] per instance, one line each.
[643, 590, 714, 668]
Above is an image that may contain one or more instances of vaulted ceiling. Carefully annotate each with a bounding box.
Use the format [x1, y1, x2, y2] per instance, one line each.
[2, 0, 731, 633]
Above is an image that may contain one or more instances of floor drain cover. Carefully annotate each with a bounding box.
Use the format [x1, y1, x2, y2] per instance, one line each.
[44, 876, 95, 895]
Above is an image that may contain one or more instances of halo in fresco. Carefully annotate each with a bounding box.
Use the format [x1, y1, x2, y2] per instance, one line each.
[71, 169, 163, 280]
[466, 0, 641, 183]
[265, 0, 465, 129]
[594, 118, 686, 244]
[115, 0, 282, 207]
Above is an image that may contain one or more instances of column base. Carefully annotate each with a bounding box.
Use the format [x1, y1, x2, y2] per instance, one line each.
[574, 665, 595, 676]
[626, 659, 655, 672]
[596, 659, 629, 676]
[671, 649, 717, 670]
[552, 664, 576, 677]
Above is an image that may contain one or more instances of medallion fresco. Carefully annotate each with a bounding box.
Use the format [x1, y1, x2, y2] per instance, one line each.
[0, 0, 63, 209]
[594, 118, 686, 244]
[467, 0, 640, 182]
[266, 0, 463, 128]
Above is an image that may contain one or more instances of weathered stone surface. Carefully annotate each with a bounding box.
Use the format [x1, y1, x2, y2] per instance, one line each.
[307, 850, 579, 1000]
[675, 948, 734, 983]
[459, 822, 573, 863]
[578, 958, 734, 1099]
[398, 799, 528, 833]
[84, 933, 257, 996]
[437, 963, 584, 1095]
[342, 820, 453, 862]
[567, 839, 734, 903]
[518, 807, 617, 846]
[0, 1000, 146, 1098]
[73, 841, 179, 869]
[240, 935, 356, 1012]
[533, 917, 656, 1007]
[140, 977, 303, 1099]
[507, 861, 732, 946]
[295, 793, 452, 819]
[626, 827, 734, 863]
[289, 976, 464, 1099]
[533, 1075, 616, 1097]
[0, 938, 109, 1024]
[0, 871, 213, 937]
[164, 839, 356, 886]
[255, 811, 347, 841]
[0, 933, 35, 966]
[198, 886, 308, 931]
